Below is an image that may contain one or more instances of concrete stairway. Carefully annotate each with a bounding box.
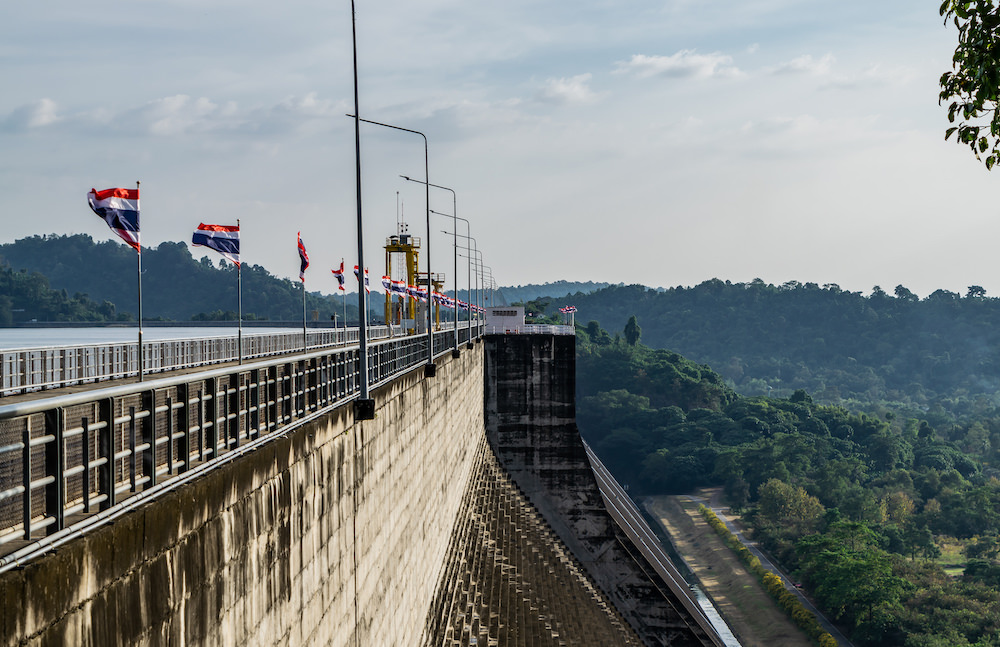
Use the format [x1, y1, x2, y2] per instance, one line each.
[421, 438, 642, 647]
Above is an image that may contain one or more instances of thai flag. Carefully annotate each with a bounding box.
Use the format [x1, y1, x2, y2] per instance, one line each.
[88, 187, 140, 251]
[192, 223, 240, 266]
[392, 279, 407, 295]
[353, 266, 370, 293]
[331, 261, 346, 291]
[297, 232, 309, 281]
[564, 305, 578, 313]
[381, 275, 392, 292]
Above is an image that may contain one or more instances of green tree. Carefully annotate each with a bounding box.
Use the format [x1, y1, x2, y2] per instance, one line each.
[940, 1, 1000, 168]
[624, 314, 642, 346]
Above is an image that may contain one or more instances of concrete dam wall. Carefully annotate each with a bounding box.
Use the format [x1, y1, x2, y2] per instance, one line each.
[3, 347, 485, 646]
[3, 333, 720, 647]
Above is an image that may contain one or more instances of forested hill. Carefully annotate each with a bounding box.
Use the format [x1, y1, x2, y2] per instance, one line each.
[497, 280, 611, 304]
[0, 234, 365, 322]
[563, 280, 1000, 414]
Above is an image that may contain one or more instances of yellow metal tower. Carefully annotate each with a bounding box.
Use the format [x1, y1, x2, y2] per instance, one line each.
[384, 225, 421, 332]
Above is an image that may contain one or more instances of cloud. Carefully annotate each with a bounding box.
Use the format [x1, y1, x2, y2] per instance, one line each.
[767, 53, 835, 76]
[2, 99, 61, 131]
[614, 51, 740, 79]
[536, 73, 600, 105]
[1, 93, 353, 139]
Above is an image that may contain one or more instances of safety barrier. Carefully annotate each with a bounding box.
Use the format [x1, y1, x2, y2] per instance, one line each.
[0, 324, 462, 396]
[0, 324, 481, 566]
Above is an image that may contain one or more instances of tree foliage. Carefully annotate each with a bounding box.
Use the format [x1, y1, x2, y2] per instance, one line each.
[0, 234, 371, 322]
[940, 0, 1000, 169]
[577, 328, 1000, 645]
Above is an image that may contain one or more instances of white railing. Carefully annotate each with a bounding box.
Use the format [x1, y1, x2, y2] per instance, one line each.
[483, 324, 575, 335]
[0, 325, 422, 396]
[0, 323, 484, 563]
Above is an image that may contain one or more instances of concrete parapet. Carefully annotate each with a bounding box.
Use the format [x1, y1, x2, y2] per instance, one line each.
[2, 347, 484, 647]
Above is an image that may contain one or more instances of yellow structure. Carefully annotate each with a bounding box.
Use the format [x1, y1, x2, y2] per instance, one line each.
[383, 225, 446, 333]
[384, 230, 421, 332]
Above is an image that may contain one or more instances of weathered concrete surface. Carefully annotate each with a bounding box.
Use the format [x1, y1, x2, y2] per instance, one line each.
[2, 347, 484, 647]
[421, 436, 643, 647]
[484, 334, 715, 647]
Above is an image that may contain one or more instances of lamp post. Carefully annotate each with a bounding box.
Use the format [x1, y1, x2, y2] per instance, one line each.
[433, 212, 474, 347]
[405, 177, 460, 358]
[457, 241, 484, 325]
[349, 0, 375, 419]
[348, 115, 436, 377]
[450, 232, 482, 331]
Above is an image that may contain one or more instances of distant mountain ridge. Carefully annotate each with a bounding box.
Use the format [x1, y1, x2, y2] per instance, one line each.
[0, 234, 370, 323]
[563, 280, 1000, 417]
[496, 280, 612, 304]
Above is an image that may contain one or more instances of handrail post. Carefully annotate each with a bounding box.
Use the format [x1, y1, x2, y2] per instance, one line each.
[22, 422, 32, 539]
[44, 407, 65, 535]
[99, 397, 114, 510]
[142, 389, 157, 488]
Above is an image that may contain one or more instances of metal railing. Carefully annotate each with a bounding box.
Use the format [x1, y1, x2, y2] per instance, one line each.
[0, 325, 433, 397]
[0, 324, 482, 568]
[483, 324, 575, 335]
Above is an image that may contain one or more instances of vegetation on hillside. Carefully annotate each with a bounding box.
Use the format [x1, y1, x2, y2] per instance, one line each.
[576, 320, 1000, 646]
[498, 280, 610, 305]
[0, 234, 370, 323]
[555, 280, 1000, 425]
[0, 266, 127, 324]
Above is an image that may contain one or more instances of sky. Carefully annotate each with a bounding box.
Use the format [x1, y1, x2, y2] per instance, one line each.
[1, 0, 996, 299]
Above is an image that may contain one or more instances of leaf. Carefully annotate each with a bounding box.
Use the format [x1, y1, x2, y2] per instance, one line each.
[946, 127, 958, 140]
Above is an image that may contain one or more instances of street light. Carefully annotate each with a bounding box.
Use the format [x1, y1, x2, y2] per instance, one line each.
[450, 232, 483, 328]
[404, 177, 460, 358]
[457, 243, 485, 322]
[349, 0, 375, 419]
[348, 115, 435, 376]
[432, 212, 475, 347]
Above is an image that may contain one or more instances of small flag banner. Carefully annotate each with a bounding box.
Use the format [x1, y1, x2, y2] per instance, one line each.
[88, 187, 140, 251]
[192, 223, 240, 266]
[332, 262, 346, 291]
[297, 232, 309, 281]
[353, 266, 370, 293]
[559, 306, 578, 313]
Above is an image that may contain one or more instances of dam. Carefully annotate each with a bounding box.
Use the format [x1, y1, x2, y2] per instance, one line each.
[0, 328, 725, 646]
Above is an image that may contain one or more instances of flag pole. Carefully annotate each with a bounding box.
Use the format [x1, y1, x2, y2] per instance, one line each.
[302, 276, 307, 351]
[237, 218, 243, 365]
[136, 180, 144, 382]
[342, 259, 347, 342]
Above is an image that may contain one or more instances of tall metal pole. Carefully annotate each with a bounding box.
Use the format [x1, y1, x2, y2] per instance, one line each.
[136, 180, 143, 382]
[433, 211, 473, 345]
[302, 278, 307, 350]
[351, 1, 375, 415]
[455, 234, 481, 333]
[408, 179, 459, 357]
[348, 116, 434, 376]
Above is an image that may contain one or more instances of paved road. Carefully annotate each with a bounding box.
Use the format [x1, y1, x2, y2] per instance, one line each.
[685, 495, 855, 647]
